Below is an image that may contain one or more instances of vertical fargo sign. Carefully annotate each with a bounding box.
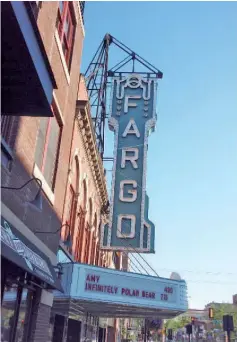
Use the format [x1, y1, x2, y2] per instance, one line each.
[102, 74, 157, 253]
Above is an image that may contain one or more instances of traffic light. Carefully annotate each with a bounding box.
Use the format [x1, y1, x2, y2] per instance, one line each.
[223, 315, 234, 332]
[209, 308, 214, 319]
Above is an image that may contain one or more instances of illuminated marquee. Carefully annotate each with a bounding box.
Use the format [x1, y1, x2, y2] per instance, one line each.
[102, 74, 158, 252]
[55, 263, 188, 317]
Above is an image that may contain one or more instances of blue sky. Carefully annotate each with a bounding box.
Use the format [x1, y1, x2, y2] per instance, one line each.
[81, 1, 237, 309]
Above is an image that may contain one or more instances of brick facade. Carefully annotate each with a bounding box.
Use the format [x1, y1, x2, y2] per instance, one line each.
[60, 75, 112, 268]
[1, 2, 115, 342]
[1, 1, 85, 254]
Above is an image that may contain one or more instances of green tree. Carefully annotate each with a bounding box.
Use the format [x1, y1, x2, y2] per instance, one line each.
[208, 303, 237, 329]
[165, 315, 190, 331]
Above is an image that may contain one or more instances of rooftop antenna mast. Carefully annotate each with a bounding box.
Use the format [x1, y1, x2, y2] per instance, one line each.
[84, 33, 163, 159]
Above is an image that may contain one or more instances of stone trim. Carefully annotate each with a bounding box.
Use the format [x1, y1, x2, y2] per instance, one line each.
[76, 101, 108, 209]
[76, 1, 85, 37]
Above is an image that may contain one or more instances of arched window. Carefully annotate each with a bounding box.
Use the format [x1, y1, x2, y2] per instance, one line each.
[84, 197, 93, 263]
[88, 198, 93, 228]
[70, 157, 80, 240]
[82, 179, 87, 211]
[75, 179, 87, 262]
[94, 212, 98, 232]
[100, 252, 104, 267]
[95, 242, 100, 266]
[65, 185, 75, 234]
[64, 156, 80, 254]
[90, 213, 97, 265]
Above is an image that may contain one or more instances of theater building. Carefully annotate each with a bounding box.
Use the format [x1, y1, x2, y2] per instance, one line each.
[1, 2, 113, 341]
[1, 2, 188, 342]
[53, 76, 115, 342]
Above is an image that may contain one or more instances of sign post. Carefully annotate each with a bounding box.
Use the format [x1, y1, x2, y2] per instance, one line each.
[144, 319, 148, 342]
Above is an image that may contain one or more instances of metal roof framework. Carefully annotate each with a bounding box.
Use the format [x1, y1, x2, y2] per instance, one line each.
[84, 33, 163, 158]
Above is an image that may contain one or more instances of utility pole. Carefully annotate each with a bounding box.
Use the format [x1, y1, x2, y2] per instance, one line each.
[144, 319, 148, 342]
[227, 330, 231, 342]
[186, 324, 192, 342]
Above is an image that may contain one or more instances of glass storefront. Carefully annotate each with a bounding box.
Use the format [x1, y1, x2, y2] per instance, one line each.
[1, 259, 36, 342]
[1, 285, 18, 341]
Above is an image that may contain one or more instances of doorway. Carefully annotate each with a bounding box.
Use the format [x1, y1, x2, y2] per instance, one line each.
[66, 319, 81, 342]
[98, 327, 106, 342]
[52, 314, 65, 342]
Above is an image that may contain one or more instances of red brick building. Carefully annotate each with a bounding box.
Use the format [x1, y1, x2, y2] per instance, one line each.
[1, 2, 114, 341]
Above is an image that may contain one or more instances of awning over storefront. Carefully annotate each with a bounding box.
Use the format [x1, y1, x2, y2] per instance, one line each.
[1, 216, 63, 292]
[1, 1, 57, 117]
[53, 262, 188, 318]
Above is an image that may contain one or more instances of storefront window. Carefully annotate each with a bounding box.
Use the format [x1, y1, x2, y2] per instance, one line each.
[15, 290, 33, 342]
[1, 284, 17, 341]
[1, 284, 34, 342]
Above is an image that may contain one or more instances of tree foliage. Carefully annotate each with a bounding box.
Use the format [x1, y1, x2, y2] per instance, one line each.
[164, 315, 190, 331]
[208, 303, 237, 329]
[164, 304, 237, 332]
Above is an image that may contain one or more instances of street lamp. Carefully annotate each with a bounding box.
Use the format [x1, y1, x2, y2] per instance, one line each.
[1, 177, 43, 212]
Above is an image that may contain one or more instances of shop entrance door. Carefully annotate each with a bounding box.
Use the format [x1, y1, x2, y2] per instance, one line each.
[66, 319, 81, 342]
[98, 327, 106, 342]
[52, 315, 65, 342]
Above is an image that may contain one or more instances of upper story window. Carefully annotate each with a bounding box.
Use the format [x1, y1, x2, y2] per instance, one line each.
[90, 237, 96, 265]
[1, 116, 19, 170]
[65, 185, 76, 250]
[1, 116, 18, 149]
[56, 1, 76, 70]
[84, 226, 90, 263]
[34, 107, 62, 190]
[95, 243, 100, 266]
[79, 1, 85, 24]
[66, 186, 76, 229]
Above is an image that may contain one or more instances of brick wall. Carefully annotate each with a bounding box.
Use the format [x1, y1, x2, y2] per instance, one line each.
[62, 110, 106, 264]
[61, 78, 112, 267]
[1, 1, 85, 254]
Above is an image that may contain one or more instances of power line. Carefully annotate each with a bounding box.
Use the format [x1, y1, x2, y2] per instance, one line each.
[155, 267, 237, 277]
[186, 279, 237, 285]
[105, 167, 237, 279]
[109, 233, 237, 285]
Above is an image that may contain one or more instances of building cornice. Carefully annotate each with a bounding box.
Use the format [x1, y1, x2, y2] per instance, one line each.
[75, 1, 85, 38]
[76, 100, 108, 208]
